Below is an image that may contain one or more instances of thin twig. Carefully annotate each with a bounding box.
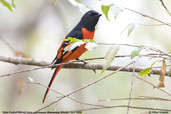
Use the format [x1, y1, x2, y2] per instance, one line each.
[28, 82, 107, 108]
[34, 61, 135, 112]
[124, 7, 171, 28]
[0, 37, 16, 52]
[159, 0, 171, 16]
[98, 43, 171, 58]
[134, 74, 171, 96]
[138, 23, 171, 26]
[0, 60, 75, 78]
[30, 82, 171, 112]
[127, 61, 136, 113]
[97, 43, 139, 47]
[97, 97, 171, 102]
[66, 105, 171, 112]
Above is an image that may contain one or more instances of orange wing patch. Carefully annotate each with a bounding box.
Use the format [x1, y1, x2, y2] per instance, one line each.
[63, 51, 72, 60]
[64, 44, 87, 61]
[57, 48, 63, 59]
[81, 28, 95, 40]
[57, 42, 71, 59]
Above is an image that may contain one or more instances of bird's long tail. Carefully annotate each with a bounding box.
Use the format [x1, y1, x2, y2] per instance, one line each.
[42, 65, 63, 103]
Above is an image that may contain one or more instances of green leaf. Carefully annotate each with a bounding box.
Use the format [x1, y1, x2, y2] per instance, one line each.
[128, 23, 136, 36]
[139, 67, 152, 77]
[75, 0, 81, 3]
[54, 0, 57, 5]
[0, 0, 13, 11]
[63, 41, 85, 52]
[63, 37, 95, 44]
[111, 4, 123, 19]
[168, 12, 171, 16]
[12, 0, 16, 8]
[63, 37, 97, 52]
[69, 0, 90, 9]
[151, 59, 162, 67]
[120, 23, 136, 37]
[101, 4, 112, 21]
[88, 39, 95, 42]
[63, 37, 79, 43]
[131, 46, 143, 59]
[63, 36, 96, 52]
[101, 45, 120, 75]
[138, 59, 163, 77]
[131, 50, 139, 59]
[82, 39, 95, 43]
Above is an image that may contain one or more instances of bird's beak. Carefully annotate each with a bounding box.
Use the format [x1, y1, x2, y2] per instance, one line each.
[95, 14, 102, 18]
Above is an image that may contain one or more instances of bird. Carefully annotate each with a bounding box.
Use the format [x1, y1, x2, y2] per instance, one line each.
[42, 10, 101, 103]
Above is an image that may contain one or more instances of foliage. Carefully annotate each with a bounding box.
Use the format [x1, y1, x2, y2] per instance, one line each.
[0, 0, 16, 12]
[138, 67, 152, 77]
[101, 45, 120, 75]
[101, 4, 112, 21]
[138, 60, 162, 77]
[120, 23, 136, 37]
[130, 46, 144, 59]
[63, 37, 97, 52]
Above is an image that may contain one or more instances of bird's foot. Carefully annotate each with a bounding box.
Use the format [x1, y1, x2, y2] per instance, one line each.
[76, 58, 88, 65]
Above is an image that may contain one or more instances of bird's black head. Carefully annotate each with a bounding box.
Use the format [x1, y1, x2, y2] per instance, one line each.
[80, 10, 101, 31]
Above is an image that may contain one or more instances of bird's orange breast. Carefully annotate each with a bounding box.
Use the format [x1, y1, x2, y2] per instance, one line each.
[63, 28, 95, 62]
[81, 28, 95, 40]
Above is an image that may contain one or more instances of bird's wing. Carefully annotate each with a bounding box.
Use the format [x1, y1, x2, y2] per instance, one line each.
[52, 30, 83, 65]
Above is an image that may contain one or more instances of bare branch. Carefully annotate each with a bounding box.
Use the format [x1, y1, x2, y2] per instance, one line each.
[127, 61, 136, 113]
[0, 55, 170, 78]
[0, 55, 50, 66]
[159, 0, 171, 16]
[34, 61, 135, 112]
[28, 82, 107, 108]
[138, 23, 171, 26]
[67, 105, 171, 112]
[124, 7, 171, 28]
[134, 74, 171, 96]
[0, 37, 16, 52]
[29, 82, 171, 112]
[34, 61, 171, 112]
[97, 96, 171, 102]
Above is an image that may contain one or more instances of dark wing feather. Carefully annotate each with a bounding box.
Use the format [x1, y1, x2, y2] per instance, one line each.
[52, 30, 83, 66]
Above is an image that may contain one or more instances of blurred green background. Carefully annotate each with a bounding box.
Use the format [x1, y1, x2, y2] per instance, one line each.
[0, 0, 171, 114]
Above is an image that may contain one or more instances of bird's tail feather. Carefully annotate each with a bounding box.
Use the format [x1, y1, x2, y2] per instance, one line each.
[42, 65, 63, 103]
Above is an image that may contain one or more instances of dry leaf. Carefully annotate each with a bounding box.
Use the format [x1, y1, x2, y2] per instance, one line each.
[14, 51, 28, 58]
[16, 76, 25, 95]
[154, 60, 166, 88]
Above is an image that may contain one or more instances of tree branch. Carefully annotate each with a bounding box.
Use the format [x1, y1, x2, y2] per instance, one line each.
[35, 61, 135, 112]
[68, 105, 171, 112]
[0, 55, 170, 77]
[159, 0, 171, 16]
[124, 7, 171, 28]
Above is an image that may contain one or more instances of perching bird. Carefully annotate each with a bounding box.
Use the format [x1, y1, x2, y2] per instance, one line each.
[43, 10, 101, 103]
